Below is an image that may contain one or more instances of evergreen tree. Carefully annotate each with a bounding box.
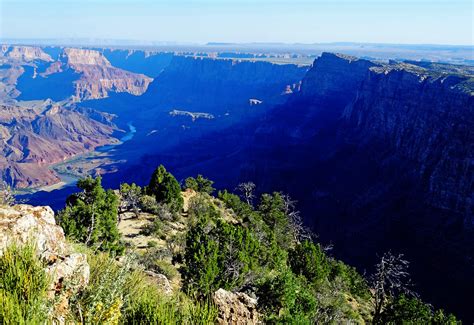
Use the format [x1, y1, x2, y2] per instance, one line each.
[147, 165, 183, 213]
[58, 176, 123, 254]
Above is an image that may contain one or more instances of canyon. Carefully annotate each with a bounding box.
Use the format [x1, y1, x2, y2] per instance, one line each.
[1, 44, 473, 321]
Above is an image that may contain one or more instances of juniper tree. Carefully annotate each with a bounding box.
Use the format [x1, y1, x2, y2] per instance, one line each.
[147, 165, 183, 213]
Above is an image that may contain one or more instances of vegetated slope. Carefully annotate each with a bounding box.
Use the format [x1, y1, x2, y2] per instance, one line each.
[2, 166, 455, 323]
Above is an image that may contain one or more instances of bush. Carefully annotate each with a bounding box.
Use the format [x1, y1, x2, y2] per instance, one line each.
[0, 181, 15, 207]
[120, 182, 142, 215]
[147, 165, 183, 213]
[69, 252, 133, 323]
[289, 240, 331, 285]
[0, 244, 50, 324]
[140, 217, 167, 239]
[139, 195, 159, 214]
[181, 219, 221, 297]
[124, 289, 218, 324]
[147, 241, 158, 248]
[257, 269, 317, 323]
[379, 294, 459, 325]
[329, 260, 370, 299]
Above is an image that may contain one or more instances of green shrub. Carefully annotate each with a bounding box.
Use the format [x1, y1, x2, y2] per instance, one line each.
[257, 192, 294, 249]
[140, 217, 168, 239]
[120, 182, 142, 215]
[257, 269, 317, 323]
[151, 260, 178, 281]
[181, 219, 220, 297]
[329, 260, 370, 299]
[0, 244, 50, 324]
[124, 289, 180, 324]
[147, 241, 158, 248]
[379, 294, 459, 325]
[69, 252, 134, 324]
[139, 195, 159, 214]
[184, 175, 215, 194]
[289, 240, 331, 285]
[182, 215, 266, 297]
[183, 298, 219, 325]
[124, 291, 218, 324]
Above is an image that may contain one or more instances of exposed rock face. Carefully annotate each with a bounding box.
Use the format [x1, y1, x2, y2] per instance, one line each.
[64, 48, 112, 66]
[62, 48, 153, 100]
[344, 64, 474, 224]
[143, 56, 307, 116]
[0, 101, 119, 188]
[0, 204, 90, 322]
[0, 205, 67, 258]
[299, 52, 376, 102]
[0, 46, 53, 62]
[101, 49, 174, 77]
[0, 46, 153, 102]
[213, 289, 260, 325]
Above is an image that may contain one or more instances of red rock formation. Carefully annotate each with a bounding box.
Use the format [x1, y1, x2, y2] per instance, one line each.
[0, 101, 119, 188]
[0, 45, 52, 62]
[63, 48, 152, 100]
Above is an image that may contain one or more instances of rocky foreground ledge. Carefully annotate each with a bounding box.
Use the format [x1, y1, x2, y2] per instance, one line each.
[0, 204, 89, 323]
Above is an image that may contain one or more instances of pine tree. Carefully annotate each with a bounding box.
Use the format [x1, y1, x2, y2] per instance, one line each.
[147, 165, 183, 213]
[58, 176, 123, 254]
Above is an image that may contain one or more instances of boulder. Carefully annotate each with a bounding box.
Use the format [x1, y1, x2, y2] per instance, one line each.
[213, 288, 261, 325]
[144, 270, 173, 295]
[0, 204, 68, 259]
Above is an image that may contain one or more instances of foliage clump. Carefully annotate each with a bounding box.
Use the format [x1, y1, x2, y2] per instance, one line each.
[0, 244, 50, 324]
[184, 174, 215, 194]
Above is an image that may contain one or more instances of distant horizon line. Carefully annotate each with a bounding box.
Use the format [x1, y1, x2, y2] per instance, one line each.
[1, 38, 473, 48]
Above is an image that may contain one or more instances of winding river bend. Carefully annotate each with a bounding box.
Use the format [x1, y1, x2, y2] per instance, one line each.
[43, 122, 137, 191]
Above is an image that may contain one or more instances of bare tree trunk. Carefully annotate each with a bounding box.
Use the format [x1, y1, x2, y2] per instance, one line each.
[85, 208, 96, 245]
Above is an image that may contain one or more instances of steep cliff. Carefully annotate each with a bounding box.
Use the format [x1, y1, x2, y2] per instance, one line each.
[343, 64, 474, 224]
[0, 45, 52, 62]
[63, 48, 153, 100]
[101, 49, 174, 77]
[3, 46, 153, 102]
[141, 55, 307, 116]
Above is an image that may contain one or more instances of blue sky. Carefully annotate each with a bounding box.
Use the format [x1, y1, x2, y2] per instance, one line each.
[0, 0, 472, 45]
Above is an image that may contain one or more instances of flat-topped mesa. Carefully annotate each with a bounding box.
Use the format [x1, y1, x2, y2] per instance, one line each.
[63, 47, 112, 67]
[298, 52, 377, 102]
[0, 45, 53, 62]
